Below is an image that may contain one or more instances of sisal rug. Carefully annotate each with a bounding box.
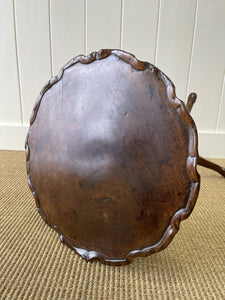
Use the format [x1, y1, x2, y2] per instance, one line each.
[0, 150, 224, 299]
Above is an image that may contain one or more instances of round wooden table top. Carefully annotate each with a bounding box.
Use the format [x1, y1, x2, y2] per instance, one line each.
[26, 49, 200, 265]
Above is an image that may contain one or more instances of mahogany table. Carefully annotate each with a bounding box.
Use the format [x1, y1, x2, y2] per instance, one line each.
[25, 49, 224, 265]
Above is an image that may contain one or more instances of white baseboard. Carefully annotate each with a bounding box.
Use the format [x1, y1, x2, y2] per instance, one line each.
[0, 124, 29, 151]
[0, 125, 225, 158]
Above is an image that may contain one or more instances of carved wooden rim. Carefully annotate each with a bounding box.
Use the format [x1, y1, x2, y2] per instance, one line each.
[25, 49, 200, 266]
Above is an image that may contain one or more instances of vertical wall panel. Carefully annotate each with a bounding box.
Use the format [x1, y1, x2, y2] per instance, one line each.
[50, 0, 85, 75]
[1, 0, 225, 155]
[122, 0, 158, 62]
[155, 0, 196, 101]
[14, 0, 51, 125]
[86, 0, 121, 53]
[217, 74, 225, 132]
[187, 0, 225, 131]
[0, 0, 21, 124]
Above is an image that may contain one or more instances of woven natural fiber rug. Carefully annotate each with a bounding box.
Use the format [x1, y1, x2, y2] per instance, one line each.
[0, 150, 224, 300]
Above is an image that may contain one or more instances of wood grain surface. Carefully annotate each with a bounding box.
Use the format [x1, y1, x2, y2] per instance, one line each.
[26, 49, 200, 265]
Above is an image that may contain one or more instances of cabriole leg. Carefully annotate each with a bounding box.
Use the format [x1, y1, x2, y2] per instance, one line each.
[186, 93, 225, 178]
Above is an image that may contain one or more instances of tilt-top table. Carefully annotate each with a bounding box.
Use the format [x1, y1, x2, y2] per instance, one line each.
[25, 49, 224, 265]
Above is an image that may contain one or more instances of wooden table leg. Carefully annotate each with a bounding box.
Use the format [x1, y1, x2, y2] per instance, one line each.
[186, 93, 225, 178]
[198, 156, 225, 177]
[186, 92, 197, 113]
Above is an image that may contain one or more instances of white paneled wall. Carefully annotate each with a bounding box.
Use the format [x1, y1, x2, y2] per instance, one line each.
[0, 0, 21, 124]
[14, 0, 51, 124]
[86, 0, 122, 53]
[122, 0, 159, 62]
[0, 0, 224, 157]
[188, 0, 225, 132]
[50, 0, 85, 75]
[155, 0, 196, 101]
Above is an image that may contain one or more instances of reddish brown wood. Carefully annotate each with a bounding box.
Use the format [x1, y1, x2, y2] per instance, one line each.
[25, 49, 200, 265]
[198, 156, 225, 177]
[186, 93, 197, 113]
[185, 93, 225, 178]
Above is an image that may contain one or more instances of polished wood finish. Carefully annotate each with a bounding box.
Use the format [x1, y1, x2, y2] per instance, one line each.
[25, 49, 200, 265]
[185, 93, 225, 178]
[198, 156, 225, 177]
[186, 92, 197, 113]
